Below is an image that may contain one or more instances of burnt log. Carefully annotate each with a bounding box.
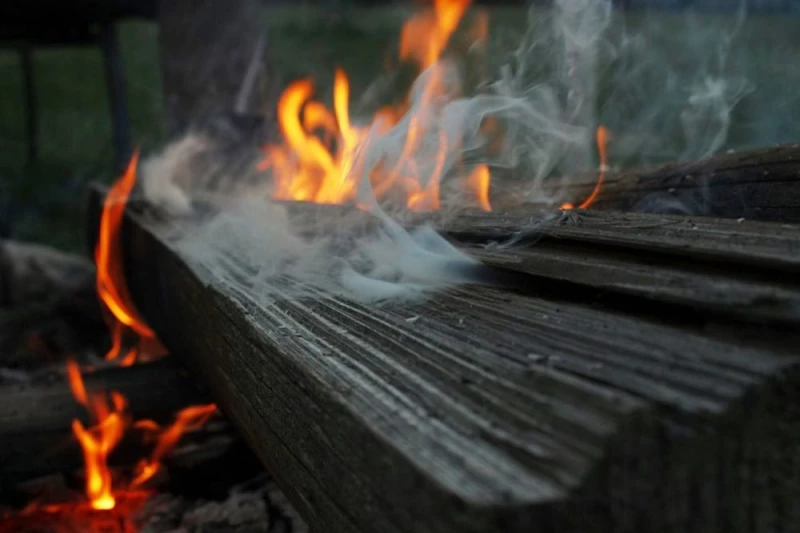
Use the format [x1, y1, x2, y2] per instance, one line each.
[92, 188, 800, 533]
[522, 143, 800, 222]
[0, 357, 213, 489]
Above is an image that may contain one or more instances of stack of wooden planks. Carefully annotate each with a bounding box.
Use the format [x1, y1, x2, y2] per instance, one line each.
[88, 143, 800, 533]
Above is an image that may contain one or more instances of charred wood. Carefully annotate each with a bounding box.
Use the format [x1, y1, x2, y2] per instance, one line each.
[98, 191, 800, 533]
[0, 358, 214, 489]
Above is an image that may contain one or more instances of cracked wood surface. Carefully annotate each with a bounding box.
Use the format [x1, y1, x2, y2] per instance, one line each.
[100, 190, 800, 533]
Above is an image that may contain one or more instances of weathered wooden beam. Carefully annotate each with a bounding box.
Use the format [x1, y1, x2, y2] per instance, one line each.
[432, 209, 800, 325]
[96, 190, 800, 533]
[433, 208, 800, 271]
[531, 143, 800, 222]
[0, 358, 212, 488]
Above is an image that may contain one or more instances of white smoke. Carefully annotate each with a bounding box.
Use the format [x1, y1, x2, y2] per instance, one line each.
[138, 0, 758, 303]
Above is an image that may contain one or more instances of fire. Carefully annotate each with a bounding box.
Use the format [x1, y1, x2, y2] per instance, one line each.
[131, 404, 218, 487]
[259, 0, 494, 213]
[400, 0, 472, 70]
[56, 153, 218, 517]
[468, 164, 492, 212]
[560, 125, 610, 210]
[95, 150, 164, 366]
[67, 360, 128, 511]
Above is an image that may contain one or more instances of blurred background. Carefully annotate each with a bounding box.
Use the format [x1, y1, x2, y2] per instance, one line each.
[2, 0, 799, 252]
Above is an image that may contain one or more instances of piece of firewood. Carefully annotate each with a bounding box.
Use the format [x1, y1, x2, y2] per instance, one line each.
[0, 358, 212, 489]
[528, 143, 800, 222]
[95, 189, 800, 533]
[0, 240, 107, 370]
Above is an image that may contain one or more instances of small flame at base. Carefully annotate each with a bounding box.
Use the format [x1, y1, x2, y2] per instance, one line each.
[67, 360, 128, 511]
[132, 404, 218, 488]
[561, 125, 609, 211]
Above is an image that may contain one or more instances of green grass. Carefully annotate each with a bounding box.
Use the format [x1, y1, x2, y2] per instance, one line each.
[2, 6, 799, 252]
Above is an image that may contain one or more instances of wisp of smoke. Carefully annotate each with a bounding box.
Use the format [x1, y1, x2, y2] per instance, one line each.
[139, 0, 761, 304]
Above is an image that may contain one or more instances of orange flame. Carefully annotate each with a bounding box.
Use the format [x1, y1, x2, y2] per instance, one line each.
[259, 0, 492, 213]
[132, 404, 218, 487]
[60, 151, 217, 515]
[66, 360, 128, 511]
[561, 125, 609, 211]
[468, 164, 492, 211]
[95, 150, 165, 366]
[400, 0, 472, 70]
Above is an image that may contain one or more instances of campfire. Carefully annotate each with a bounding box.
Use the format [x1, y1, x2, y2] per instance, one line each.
[2, 0, 800, 532]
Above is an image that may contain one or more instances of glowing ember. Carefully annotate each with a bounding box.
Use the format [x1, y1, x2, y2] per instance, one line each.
[259, 0, 494, 212]
[0, 491, 150, 533]
[561, 125, 609, 211]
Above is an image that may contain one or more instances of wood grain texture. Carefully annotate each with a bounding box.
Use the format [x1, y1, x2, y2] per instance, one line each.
[104, 192, 800, 533]
[444, 210, 800, 326]
[529, 143, 800, 222]
[433, 209, 800, 271]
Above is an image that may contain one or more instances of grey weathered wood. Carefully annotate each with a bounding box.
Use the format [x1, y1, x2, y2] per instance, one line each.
[523, 143, 800, 222]
[429, 209, 800, 325]
[0, 358, 211, 488]
[97, 190, 800, 533]
[433, 208, 800, 272]
[464, 239, 800, 325]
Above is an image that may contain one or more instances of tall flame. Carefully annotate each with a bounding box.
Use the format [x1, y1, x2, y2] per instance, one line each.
[67, 360, 127, 511]
[59, 151, 218, 515]
[259, 0, 494, 213]
[95, 150, 164, 366]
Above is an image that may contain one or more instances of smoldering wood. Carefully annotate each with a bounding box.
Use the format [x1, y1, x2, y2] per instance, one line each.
[529, 142, 800, 222]
[0, 357, 213, 489]
[93, 189, 800, 533]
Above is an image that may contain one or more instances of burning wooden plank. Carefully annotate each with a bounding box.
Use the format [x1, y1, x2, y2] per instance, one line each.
[539, 143, 800, 222]
[0, 358, 213, 489]
[90, 187, 800, 533]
